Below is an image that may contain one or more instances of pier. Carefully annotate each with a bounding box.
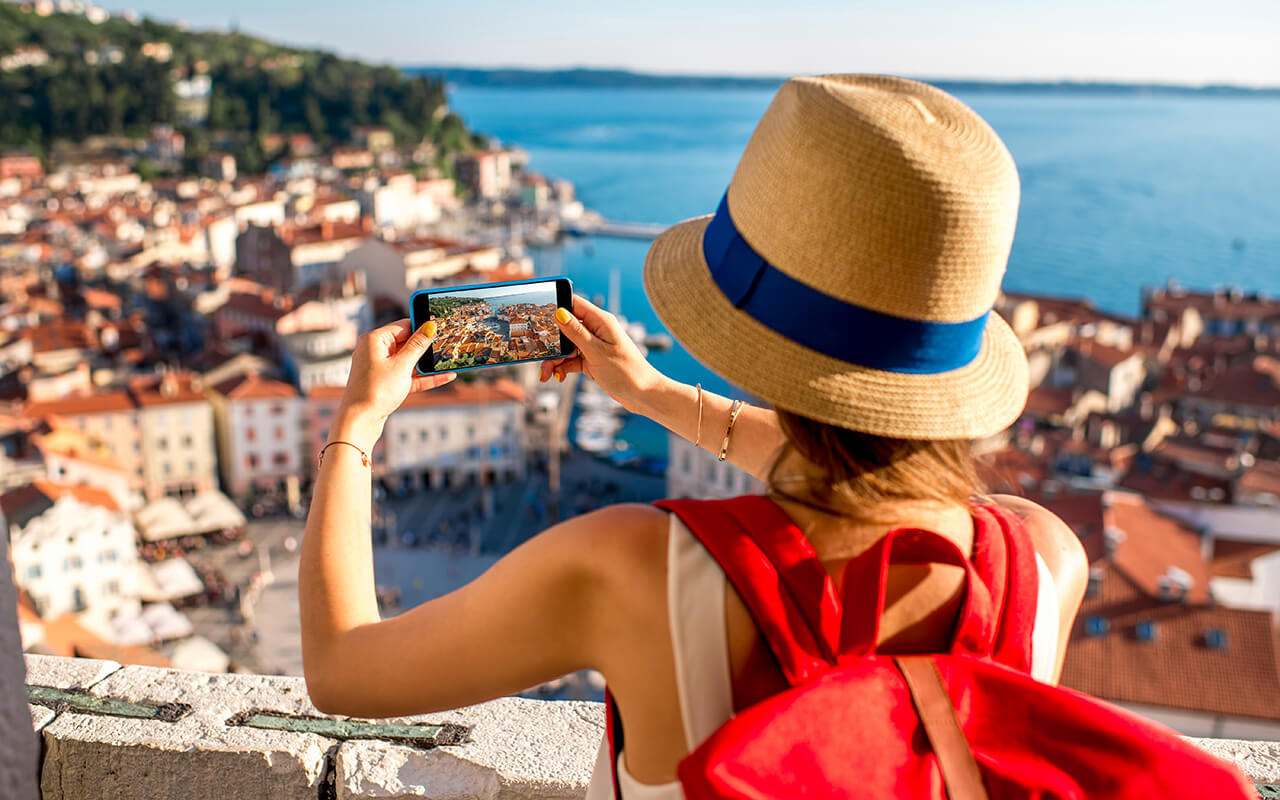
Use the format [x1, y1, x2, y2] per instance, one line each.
[562, 219, 667, 240]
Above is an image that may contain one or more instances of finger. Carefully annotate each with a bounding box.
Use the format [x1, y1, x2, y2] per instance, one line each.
[567, 295, 622, 343]
[554, 356, 584, 380]
[554, 305, 598, 352]
[385, 318, 414, 341]
[394, 320, 437, 365]
[410, 372, 457, 393]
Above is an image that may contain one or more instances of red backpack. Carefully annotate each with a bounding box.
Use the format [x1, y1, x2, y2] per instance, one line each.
[604, 495, 1254, 800]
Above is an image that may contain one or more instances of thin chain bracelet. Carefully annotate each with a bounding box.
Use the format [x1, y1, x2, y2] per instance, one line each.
[318, 441, 369, 468]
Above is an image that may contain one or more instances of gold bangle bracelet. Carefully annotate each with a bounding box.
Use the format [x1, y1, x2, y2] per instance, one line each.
[694, 383, 704, 447]
[719, 399, 745, 462]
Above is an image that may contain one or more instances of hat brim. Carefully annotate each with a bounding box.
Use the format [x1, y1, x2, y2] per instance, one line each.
[643, 215, 1030, 440]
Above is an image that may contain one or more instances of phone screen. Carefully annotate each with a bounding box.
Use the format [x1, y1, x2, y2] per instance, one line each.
[410, 277, 575, 375]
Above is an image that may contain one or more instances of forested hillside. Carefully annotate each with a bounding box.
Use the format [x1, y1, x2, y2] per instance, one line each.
[0, 3, 477, 170]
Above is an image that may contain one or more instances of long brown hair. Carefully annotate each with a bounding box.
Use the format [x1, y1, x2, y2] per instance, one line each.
[768, 409, 984, 521]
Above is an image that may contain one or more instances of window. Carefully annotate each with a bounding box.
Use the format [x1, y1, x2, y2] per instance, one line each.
[163, 462, 172, 476]
[1204, 628, 1229, 650]
[188, 460, 196, 473]
[273, 452, 288, 466]
[440, 428, 449, 441]
[71, 587, 86, 613]
[244, 405, 253, 416]
[157, 437, 168, 451]
[1086, 567, 1104, 597]
[247, 454, 259, 469]
[63, 556, 83, 572]
[25, 565, 41, 581]
[271, 404, 285, 416]
[97, 552, 107, 564]
[318, 407, 332, 418]
[105, 550, 118, 563]
[274, 426, 283, 441]
[1084, 617, 1110, 637]
[421, 430, 428, 442]
[467, 425, 476, 440]
[1134, 621, 1157, 642]
[182, 435, 193, 449]
[104, 580, 119, 596]
[246, 427, 256, 442]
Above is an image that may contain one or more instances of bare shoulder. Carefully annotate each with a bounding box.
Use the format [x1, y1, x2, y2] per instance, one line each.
[987, 494, 1088, 586]
[552, 503, 670, 595]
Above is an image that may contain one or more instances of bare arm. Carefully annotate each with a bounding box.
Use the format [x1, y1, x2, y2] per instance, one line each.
[299, 318, 643, 716]
[542, 294, 787, 481]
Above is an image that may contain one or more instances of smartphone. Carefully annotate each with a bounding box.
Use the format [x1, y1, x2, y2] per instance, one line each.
[409, 277, 575, 376]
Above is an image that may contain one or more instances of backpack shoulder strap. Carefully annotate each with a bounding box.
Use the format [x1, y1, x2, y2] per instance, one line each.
[970, 503, 1039, 672]
[655, 496, 837, 685]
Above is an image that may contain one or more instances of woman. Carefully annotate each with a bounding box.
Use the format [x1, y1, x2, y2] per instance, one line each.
[299, 75, 1089, 798]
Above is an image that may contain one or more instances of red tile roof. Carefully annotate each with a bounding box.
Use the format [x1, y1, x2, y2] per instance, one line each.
[1210, 538, 1280, 580]
[23, 390, 135, 418]
[212, 373, 299, 401]
[1103, 490, 1211, 605]
[1238, 459, 1280, 498]
[0, 478, 120, 528]
[128, 373, 206, 407]
[397, 377, 525, 410]
[1061, 566, 1280, 721]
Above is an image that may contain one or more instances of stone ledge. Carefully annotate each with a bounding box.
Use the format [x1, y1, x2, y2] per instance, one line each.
[25, 655, 597, 800]
[22, 655, 1280, 799]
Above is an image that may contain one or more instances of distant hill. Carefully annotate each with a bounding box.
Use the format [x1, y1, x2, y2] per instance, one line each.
[408, 66, 1280, 97]
[0, 4, 478, 169]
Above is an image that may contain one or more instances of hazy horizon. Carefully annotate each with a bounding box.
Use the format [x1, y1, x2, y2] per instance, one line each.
[104, 1, 1280, 87]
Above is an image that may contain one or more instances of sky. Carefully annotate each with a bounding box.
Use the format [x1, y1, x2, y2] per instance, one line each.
[435, 283, 556, 303]
[111, 1, 1279, 86]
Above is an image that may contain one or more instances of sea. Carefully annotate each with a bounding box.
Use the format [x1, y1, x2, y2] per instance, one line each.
[449, 86, 1280, 458]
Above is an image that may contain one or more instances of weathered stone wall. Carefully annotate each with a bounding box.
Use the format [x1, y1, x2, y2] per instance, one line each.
[26, 655, 600, 799]
[22, 654, 1280, 799]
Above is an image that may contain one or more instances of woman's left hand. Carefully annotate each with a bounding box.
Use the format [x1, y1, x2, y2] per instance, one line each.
[333, 319, 457, 446]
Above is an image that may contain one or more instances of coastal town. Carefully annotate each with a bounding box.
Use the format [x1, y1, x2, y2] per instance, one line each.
[2, 0, 1280, 740]
[430, 294, 562, 370]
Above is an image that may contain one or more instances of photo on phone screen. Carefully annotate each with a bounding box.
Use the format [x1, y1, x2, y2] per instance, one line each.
[410, 277, 575, 375]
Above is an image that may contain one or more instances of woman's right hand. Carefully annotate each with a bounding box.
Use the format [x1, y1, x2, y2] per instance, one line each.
[539, 294, 668, 413]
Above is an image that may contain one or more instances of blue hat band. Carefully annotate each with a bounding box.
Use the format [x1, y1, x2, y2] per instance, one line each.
[702, 193, 990, 375]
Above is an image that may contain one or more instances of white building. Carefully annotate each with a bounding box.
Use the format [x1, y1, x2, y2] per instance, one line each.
[334, 237, 502, 308]
[383, 379, 526, 488]
[360, 172, 443, 231]
[207, 373, 304, 499]
[666, 433, 764, 500]
[1, 480, 140, 620]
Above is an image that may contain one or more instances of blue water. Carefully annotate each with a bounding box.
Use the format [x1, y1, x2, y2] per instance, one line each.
[449, 86, 1280, 456]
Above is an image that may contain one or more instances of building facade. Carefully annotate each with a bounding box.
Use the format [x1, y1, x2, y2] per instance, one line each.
[129, 373, 218, 500]
[382, 379, 526, 489]
[666, 433, 764, 500]
[1, 481, 140, 620]
[208, 374, 304, 499]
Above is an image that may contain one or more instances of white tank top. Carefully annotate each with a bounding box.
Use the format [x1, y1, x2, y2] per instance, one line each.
[585, 515, 1061, 800]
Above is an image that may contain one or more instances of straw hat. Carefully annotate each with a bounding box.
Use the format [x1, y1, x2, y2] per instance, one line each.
[643, 74, 1028, 440]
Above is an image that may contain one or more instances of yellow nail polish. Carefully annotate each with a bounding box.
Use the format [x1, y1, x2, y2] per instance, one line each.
[424, 321, 436, 338]
[555, 307, 572, 325]
[556, 372, 564, 382]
